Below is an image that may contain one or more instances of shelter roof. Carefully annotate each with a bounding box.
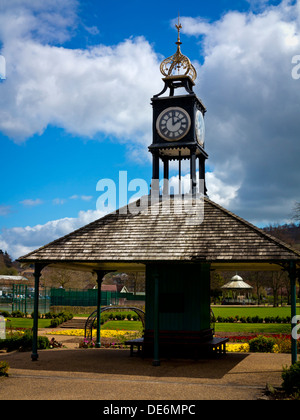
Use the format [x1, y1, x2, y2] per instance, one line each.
[18, 196, 300, 271]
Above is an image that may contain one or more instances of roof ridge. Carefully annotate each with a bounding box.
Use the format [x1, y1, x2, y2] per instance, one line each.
[204, 196, 300, 258]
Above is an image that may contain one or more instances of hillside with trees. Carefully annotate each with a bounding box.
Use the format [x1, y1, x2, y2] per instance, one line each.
[262, 223, 300, 249]
[0, 250, 19, 275]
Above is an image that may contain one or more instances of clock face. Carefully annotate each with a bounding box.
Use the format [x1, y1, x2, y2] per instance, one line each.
[195, 110, 205, 146]
[156, 107, 191, 142]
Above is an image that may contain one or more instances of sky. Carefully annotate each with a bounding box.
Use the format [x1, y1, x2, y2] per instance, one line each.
[0, 0, 300, 260]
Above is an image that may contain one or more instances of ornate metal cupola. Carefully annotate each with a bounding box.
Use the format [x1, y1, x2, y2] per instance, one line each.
[149, 17, 208, 196]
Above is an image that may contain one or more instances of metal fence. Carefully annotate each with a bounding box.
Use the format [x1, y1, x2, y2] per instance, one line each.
[0, 284, 145, 314]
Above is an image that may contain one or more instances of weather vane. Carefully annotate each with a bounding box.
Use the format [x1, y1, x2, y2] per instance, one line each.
[175, 13, 182, 45]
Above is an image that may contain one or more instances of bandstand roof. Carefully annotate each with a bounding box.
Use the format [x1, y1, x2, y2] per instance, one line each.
[222, 280, 253, 290]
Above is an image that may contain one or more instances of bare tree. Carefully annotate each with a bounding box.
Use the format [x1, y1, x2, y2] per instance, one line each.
[266, 271, 288, 307]
[292, 202, 300, 222]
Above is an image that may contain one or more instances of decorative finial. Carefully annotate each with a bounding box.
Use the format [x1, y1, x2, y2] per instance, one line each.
[159, 15, 197, 82]
[175, 13, 182, 45]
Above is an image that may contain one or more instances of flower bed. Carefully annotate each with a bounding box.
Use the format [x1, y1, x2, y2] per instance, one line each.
[47, 329, 298, 353]
[216, 333, 300, 354]
[47, 329, 139, 338]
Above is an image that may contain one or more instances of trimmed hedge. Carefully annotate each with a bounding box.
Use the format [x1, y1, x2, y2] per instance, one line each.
[0, 332, 50, 352]
[216, 315, 291, 324]
[49, 311, 73, 328]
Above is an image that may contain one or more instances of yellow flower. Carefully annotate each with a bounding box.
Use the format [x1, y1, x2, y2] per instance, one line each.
[47, 329, 138, 338]
[226, 343, 249, 353]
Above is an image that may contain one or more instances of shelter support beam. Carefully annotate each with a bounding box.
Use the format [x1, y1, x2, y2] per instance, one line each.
[289, 261, 298, 364]
[31, 263, 47, 361]
[95, 270, 109, 348]
[152, 269, 160, 366]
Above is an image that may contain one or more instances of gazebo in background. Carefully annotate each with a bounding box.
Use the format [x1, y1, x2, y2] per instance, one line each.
[222, 274, 253, 305]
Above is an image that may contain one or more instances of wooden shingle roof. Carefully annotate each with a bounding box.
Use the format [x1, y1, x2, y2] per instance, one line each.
[18, 196, 300, 268]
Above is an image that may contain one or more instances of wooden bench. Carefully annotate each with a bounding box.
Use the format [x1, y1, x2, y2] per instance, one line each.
[125, 338, 144, 357]
[126, 331, 229, 359]
[204, 337, 229, 355]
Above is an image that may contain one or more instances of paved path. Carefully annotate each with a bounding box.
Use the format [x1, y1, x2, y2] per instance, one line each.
[0, 346, 290, 400]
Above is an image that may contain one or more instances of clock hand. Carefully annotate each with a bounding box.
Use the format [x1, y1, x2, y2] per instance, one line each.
[172, 111, 176, 125]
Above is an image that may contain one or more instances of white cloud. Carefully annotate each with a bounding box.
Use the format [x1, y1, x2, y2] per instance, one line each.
[71, 195, 93, 202]
[0, 208, 108, 260]
[180, 1, 300, 224]
[0, 55, 6, 80]
[20, 198, 43, 207]
[0, 0, 78, 45]
[52, 198, 66, 206]
[0, 205, 11, 216]
[0, 0, 162, 144]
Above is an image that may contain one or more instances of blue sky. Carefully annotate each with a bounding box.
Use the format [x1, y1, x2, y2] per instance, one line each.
[0, 0, 299, 259]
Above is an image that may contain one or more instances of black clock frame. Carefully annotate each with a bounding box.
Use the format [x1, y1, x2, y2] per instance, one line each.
[149, 76, 208, 196]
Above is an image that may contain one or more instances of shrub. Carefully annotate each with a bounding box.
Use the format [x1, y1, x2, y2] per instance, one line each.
[100, 313, 109, 325]
[273, 336, 292, 354]
[11, 310, 24, 318]
[249, 336, 275, 353]
[0, 311, 10, 318]
[30, 311, 41, 319]
[0, 361, 9, 377]
[0, 332, 50, 352]
[282, 362, 300, 394]
[49, 311, 73, 327]
[50, 318, 61, 328]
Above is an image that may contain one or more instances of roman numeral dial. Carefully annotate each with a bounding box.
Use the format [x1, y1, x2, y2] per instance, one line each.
[156, 107, 191, 142]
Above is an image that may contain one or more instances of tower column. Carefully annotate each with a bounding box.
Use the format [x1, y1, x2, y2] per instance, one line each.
[190, 148, 197, 195]
[163, 158, 169, 195]
[199, 155, 207, 196]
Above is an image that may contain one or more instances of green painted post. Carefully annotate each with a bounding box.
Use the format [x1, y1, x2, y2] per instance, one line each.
[290, 261, 298, 364]
[96, 273, 102, 349]
[95, 271, 108, 349]
[152, 269, 160, 367]
[24, 285, 27, 315]
[31, 264, 45, 361]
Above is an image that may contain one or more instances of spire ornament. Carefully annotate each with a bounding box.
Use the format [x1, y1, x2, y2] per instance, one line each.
[160, 15, 197, 82]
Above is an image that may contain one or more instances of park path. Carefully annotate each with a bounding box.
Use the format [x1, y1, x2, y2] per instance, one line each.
[0, 344, 291, 400]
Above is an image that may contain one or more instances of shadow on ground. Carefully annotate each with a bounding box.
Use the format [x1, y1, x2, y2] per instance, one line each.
[1, 348, 249, 380]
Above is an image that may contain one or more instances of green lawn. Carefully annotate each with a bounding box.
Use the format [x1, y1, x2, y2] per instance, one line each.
[3, 306, 299, 334]
[5, 318, 51, 330]
[212, 306, 299, 318]
[102, 320, 143, 332]
[214, 323, 292, 334]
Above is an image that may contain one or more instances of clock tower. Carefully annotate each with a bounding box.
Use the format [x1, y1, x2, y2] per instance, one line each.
[149, 18, 208, 196]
